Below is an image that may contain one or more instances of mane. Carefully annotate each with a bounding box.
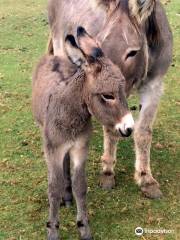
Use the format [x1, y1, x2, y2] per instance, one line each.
[109, 0, 160, 48]
[104, 0, 141, 38]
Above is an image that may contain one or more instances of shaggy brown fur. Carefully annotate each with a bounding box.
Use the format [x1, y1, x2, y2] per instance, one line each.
[32, 28, 134, 240]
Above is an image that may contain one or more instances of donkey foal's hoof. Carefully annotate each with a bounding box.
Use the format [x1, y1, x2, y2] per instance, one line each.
[48, 233, 60, 240]
[81, 237, 93, 240]
[48, 237, 60, 240]
[47, 223, 60, 240]
[141, 183, 163, 199]
[100, 172, 115, 190]
[77, 220, 92, 240]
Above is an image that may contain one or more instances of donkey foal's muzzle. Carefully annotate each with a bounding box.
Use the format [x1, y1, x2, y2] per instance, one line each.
[115, 113, 134, 137]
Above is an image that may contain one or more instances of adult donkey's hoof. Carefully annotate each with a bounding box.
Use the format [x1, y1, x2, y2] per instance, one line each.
[100, 172, 115, 190]
[60, 198, 73, 208]
[141, 183, 163, 199]
[64, 200, 73, 208]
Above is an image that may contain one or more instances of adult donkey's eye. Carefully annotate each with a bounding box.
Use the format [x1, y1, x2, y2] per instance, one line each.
[125, 48, 140, 60]
[101, 94, 115, 101]
[126, 50, 138, 59]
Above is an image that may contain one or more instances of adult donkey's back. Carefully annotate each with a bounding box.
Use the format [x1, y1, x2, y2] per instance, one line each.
[47, 0, 172, 198]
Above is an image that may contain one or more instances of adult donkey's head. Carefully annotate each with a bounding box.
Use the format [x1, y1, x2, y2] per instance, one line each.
[65, 27, 134, 137]
[95, 0, 159, 93]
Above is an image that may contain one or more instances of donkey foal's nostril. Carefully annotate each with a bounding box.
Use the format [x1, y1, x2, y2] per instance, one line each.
[115, 113, 134, 137]
[119, 127, 133, 137]
[119, 128, 132, 138]
[125, 127, 133, 137]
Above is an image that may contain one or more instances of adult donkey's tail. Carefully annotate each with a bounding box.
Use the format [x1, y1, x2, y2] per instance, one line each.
[46, 34, 54, 55]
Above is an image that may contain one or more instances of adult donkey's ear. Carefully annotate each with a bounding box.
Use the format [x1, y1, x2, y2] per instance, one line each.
[129, 0, 155, 23]
[76, 26, 104, 63]
[65, 35, 86, 67]
[91, 0, 119, 12]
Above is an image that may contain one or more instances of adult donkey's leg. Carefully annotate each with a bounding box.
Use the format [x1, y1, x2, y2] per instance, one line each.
[70, 136, 92, 240]
[134, 78, 163, 199]
[63, 153, 73, 207]
[100, 126, 119, 189]
[45, 144, 68, 240]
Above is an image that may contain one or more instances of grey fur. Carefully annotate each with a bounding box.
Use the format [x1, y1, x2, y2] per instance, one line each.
[46, 0, 172, 198]
[33, 0, 173, 238]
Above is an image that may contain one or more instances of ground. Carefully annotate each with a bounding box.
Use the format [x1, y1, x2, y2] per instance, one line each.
[0, 0, 179, 239]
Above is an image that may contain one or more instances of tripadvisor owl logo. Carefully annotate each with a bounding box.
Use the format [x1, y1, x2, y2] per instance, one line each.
[135, 227, 144, 236]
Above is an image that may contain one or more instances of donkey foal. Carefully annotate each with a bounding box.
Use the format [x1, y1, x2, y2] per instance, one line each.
[32, 27, 134, 240]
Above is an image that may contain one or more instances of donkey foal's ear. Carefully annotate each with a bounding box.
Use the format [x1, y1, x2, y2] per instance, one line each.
[65, 35, 85, 66]
[77, 26, 104, 63]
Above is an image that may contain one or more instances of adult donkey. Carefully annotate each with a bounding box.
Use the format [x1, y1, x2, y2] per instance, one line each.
[47, 0, 172, 199]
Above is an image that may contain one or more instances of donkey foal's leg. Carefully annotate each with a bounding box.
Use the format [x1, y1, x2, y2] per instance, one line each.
[134, 79, 163, 199]
[70, 137, 92, 240]
[100, 126, 119, 189]
[45, 145, 67, 240]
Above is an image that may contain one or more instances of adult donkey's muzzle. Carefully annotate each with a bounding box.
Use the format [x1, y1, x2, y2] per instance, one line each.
[115, 112, 134, 137]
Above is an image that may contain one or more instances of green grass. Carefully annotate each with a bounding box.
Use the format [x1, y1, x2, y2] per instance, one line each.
[0, 0, 179, 239]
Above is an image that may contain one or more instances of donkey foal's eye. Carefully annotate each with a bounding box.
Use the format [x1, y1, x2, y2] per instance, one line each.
[101, 94, 115, 101]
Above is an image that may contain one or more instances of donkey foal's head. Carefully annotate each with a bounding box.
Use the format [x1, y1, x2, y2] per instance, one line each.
[65, 26, 134, 137]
